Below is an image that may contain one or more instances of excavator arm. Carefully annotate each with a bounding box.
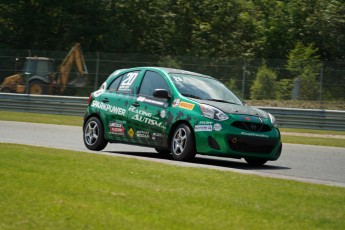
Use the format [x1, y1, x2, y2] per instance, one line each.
[57, 43, 88, 93]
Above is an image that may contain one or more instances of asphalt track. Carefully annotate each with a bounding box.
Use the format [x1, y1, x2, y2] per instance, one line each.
[1, 120, 345, 187]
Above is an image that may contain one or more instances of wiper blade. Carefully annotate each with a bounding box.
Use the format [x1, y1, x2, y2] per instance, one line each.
[181, 93, 201, 99]
[204, 98, 239, 105]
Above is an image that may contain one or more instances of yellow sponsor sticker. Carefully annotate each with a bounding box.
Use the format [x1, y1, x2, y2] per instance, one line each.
[128, 128, 134, 138]
[179, 101, 195, 110]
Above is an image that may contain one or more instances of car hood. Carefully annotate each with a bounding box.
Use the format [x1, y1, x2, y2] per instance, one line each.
[193, 99, 269, 118]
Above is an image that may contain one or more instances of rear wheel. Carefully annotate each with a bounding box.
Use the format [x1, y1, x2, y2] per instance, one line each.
[83, 117, 108, 151]
[245, 158, 268, 166]
[171, 123, 196, 161]
[29, 80, 48, 95]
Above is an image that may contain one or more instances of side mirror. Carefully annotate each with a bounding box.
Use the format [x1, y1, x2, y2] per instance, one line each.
[153, 89, 170, 100]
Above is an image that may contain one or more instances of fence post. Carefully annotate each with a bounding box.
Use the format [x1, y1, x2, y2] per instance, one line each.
[242, 59, 246, 99]
[319, 63, 324, 108]
[94, 52, 100, 91]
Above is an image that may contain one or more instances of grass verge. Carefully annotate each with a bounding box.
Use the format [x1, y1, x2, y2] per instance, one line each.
[1, 110, 345, 147]
[282, 135, 345, 148]
[0, 110, 83, 126]
[0, 143, 344, 229]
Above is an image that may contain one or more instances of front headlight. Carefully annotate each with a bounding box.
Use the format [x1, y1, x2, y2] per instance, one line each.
[200, 104, 228, 121]
[268, 113, 277, 127]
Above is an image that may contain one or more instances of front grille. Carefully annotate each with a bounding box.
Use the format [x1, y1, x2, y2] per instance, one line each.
[227, 135, 276, 154]
[231, 121, 271, 132]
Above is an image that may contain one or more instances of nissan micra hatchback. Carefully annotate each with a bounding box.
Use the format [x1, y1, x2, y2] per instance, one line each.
[83, 67, 282, 165]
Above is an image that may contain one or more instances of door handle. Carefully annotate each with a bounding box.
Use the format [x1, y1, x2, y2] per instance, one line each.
[102, 98, 109, 103]
[131, 102, 140, 107]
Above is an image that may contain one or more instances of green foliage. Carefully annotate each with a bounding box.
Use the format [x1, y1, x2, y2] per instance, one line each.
[225, 79, 241, 96]
[157, 55, 182, 68]
[0, 0, 344, 61]
[250, 64, 277, 100]
[276, 79, 293, 100]
[287, 42, 321, 100]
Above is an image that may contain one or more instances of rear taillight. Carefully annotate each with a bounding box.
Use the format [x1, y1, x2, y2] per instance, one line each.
[87, 93, 93, 105]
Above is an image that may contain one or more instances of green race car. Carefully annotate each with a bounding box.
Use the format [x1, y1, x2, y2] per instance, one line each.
[83, 67, 282, 166]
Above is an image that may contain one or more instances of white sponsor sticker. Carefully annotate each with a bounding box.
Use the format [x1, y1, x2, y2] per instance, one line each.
[213, 123, 222, 131]
[91, 100, 126, 116]
[195, 125, 213, 132]
[93, 82, 107, 97]
[172, 99, 180, 108]
[160, 110, 166, 118]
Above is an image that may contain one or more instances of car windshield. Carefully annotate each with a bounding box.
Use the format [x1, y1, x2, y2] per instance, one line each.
[169, 73, 243, 105]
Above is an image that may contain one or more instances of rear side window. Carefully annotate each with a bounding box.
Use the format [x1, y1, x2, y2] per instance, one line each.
[109, 76, 122, 92]
[139, 71, 169, 96]
[109, 71, 140, 93]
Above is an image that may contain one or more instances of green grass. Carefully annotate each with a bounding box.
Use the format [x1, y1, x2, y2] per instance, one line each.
[0, 143, 344, 229]
[1, 110, 345, 147]
[280, 128, 345, 136]
[282, 135, 345, 147]
[0, 110, 83, 126]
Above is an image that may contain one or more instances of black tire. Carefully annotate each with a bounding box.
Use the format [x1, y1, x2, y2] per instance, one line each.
[83, 117, 108, 151]
[29, 80, 48, 95]
[170, 123, 196, 161]
[245, 158, 268, 166]
[155, 148, 171, 155]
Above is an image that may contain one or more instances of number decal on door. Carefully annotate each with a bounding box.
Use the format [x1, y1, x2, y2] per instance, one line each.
[119, 72, 138, 91]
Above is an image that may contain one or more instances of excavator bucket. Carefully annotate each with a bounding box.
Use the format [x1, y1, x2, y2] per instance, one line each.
[67, 74, 87, 87]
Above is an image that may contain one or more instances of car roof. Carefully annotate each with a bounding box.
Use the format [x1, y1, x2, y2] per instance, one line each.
[156, 67, 210, 77]
[110, 67, 213, 79]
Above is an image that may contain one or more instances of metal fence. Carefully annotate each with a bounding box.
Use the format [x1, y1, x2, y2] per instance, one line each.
[1, 93, 344, 131]
[1, 49, 345, 104]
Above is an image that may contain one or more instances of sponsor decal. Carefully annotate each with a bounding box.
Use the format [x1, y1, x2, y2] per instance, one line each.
[109, 122, 124, 135]
[128, 128, 134, 138]
[213, 123, 222, 131]
[195, 125, 213, 132]
[93, 82, 107, 97]
[179, 101, 195, 110]
[128, 106, 152, 117]
[132, 114, 165, 129]
[240, 131, 269, 138]
[136, 130, 150, 138]
[118, 72, 138, 91]
[129, 105, 165, 129]
[160, 110, 166, 118]
[173, 76, 183, 82]
[137, 96, 146, 102]
[91, 100, 126, 116]
[199, 121, 213, 125]
[136, 96, 165, 107]
[172, 99, 180, 107]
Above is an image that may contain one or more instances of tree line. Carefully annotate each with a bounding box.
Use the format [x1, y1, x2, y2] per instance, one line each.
[1, 0, 344, 61]
[0, 0, 344, 101]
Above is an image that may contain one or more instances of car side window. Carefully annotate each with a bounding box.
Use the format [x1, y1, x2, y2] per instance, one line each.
[116, 71, 140, 93]
[139, 71, 169, 96]
[108, 76, 122, 92]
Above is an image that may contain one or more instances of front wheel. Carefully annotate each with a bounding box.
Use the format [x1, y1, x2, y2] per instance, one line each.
[245, 158, 268, 166]
[83, 117, 108, 151]
[171, 124, 196, 161]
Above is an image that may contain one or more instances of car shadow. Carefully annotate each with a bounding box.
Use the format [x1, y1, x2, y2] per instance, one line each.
[104, 150, 290, 171]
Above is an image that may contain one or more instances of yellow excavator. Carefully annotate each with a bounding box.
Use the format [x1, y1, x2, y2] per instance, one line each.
[0, 43, 88, 95]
